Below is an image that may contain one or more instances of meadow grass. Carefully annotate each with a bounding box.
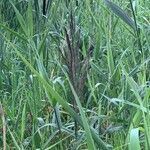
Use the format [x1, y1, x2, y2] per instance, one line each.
[0, 0, 150, 149]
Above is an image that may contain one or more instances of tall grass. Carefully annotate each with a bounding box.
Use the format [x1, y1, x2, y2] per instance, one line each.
[0, 0, 150, 149]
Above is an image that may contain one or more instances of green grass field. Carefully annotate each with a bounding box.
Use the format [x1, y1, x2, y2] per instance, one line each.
[0, 0, 150, 149]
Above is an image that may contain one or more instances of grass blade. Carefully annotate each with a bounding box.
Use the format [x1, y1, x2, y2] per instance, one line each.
[69, 78, 96, 150]
[27, 0, 33, 37]
[9, 0, 27, 36]
[7, 127, 22, 150]
[20, 100, 27, 142]
[129, 128, 141, 150]
[0, 23, 27, 41]
[104, 0, 136, 30]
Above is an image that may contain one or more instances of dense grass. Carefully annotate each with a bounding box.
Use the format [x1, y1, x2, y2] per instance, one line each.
[0, 0, 150, 149]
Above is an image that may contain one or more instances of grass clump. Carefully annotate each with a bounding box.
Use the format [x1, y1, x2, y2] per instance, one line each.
[0, 0, 150, 149]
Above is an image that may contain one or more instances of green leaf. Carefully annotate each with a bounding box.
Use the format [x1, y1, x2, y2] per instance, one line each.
[8, 127, 22, 150]
[0, 23, 27, 42]
[129, 128, 141, 150]
[21, 101, 27, 141]
[104, 0, 136, 30]
[27, 0, 33, 37]
[68, 76, 96, 150]
[9, 0, 27, 36]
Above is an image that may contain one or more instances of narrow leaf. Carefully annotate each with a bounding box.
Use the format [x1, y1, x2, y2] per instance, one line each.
[129, 128, 141, 150]
[27, 0, 33, 37]
[0, 23, 27, 42]
[9, 0, 27, 36]
[21, 101, 26, 141]
[104, 0, 136, 30]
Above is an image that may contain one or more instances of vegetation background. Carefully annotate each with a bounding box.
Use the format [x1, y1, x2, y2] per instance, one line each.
[0, 0, 150, 149]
